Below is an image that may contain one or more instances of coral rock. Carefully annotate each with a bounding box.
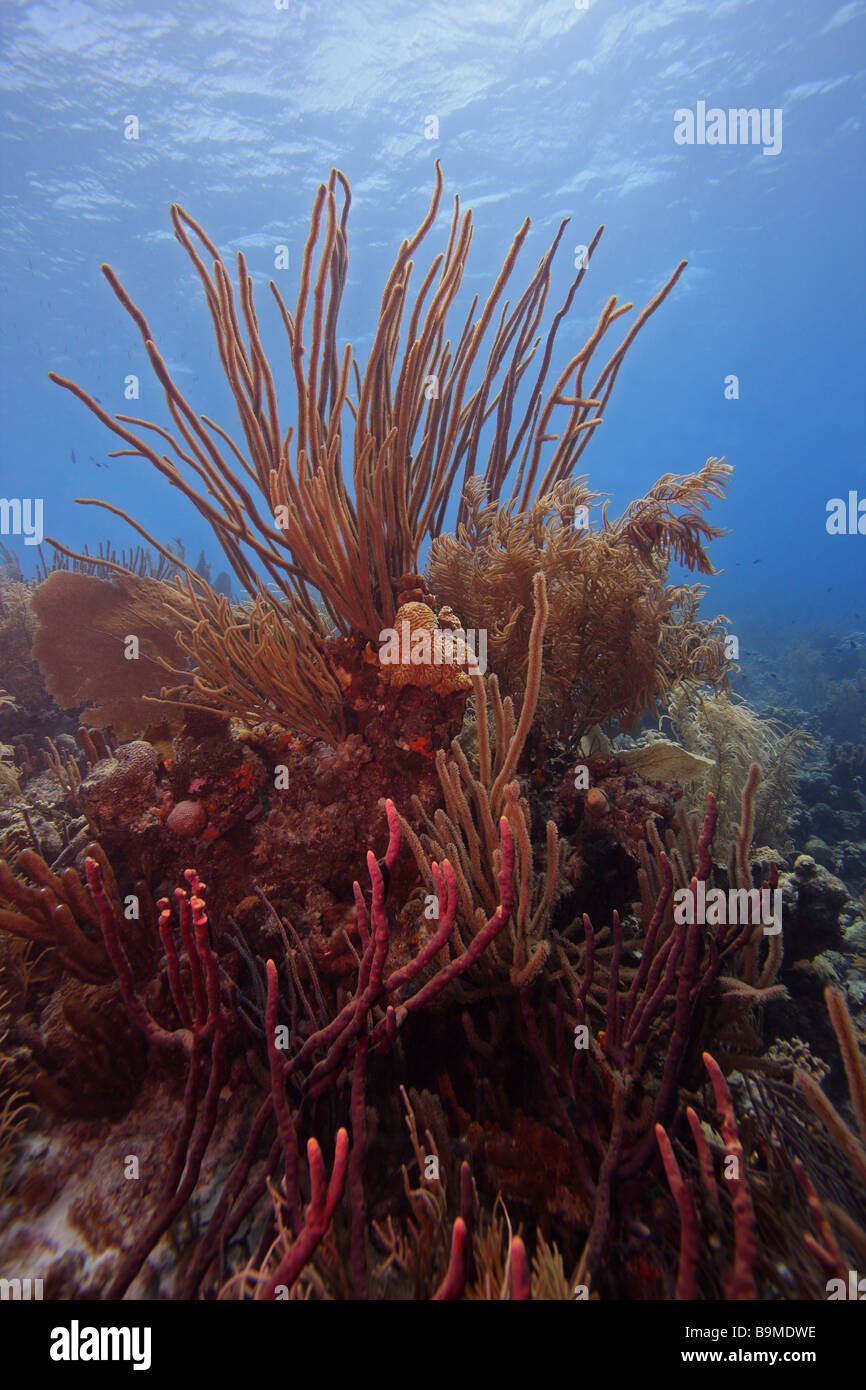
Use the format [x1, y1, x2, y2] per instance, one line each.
[77, 741, 159, 831]
[381, 602, 472, 696]
[779, 855, 849, 962]
[166, 799, 207, 838]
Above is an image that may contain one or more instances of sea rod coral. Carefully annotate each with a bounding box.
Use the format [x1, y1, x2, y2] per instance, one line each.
[2, 760, 862, 1299]
[37, 162, 729, 745]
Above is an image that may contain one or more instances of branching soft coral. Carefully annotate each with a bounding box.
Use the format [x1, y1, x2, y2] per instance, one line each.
[427, 465, 732, 743]
[667, 685, 814, 847]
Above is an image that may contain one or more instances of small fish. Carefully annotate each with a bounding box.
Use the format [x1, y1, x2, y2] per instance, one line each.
[752, 558, 761, 564]
[70, 447, 76, 464]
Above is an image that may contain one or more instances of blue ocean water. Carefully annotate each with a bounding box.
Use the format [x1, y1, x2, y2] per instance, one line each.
[1, 0, 863, 644]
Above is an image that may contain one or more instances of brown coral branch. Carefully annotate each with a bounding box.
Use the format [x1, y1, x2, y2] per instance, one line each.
[349, 1034, 369, 1300]
[489, 572, 548, 809]
[792, 1159, 848, 1280]
[265, 959, 300, 1231]
[703, 1051, 757, 1300]
[824, 986, 866, 1144]
[655, 1123, 699, 1299]
[0, 850, 111, 981]
[794, 1066, 866, 1187]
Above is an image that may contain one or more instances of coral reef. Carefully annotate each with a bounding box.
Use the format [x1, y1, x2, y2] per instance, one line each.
[791, 742, 866, 892]
[0, 168, 862, 1304]
[3, 735, 862, 1300]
